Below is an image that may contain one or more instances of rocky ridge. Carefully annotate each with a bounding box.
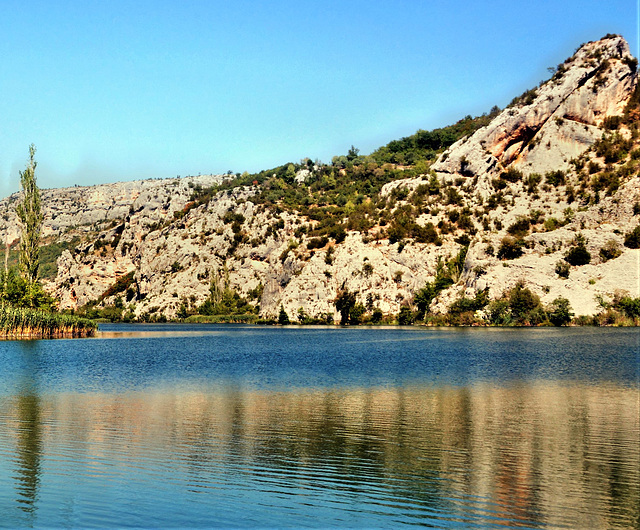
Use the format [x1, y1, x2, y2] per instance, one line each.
[2, 35, 639, 322]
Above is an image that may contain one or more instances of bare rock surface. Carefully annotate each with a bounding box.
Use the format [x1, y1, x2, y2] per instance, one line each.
[2, 36, 639, 321]
[432, 36, 637, 186]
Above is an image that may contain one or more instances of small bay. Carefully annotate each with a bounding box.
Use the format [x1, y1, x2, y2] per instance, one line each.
[0, 325, 638, 528]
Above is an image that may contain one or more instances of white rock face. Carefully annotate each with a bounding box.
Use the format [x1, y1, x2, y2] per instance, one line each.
[0, 174, 227, 244]
[432, 36, 637, 186]
[1, 36, 638, 321]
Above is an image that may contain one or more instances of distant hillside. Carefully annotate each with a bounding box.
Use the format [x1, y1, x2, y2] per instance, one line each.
[1, 34, 638, 326]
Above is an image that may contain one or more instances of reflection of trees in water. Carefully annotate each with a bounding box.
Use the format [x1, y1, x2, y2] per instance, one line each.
[15, 392, 42, 513]
[2, 379, 637, 527]
[13, 341, 43, 516]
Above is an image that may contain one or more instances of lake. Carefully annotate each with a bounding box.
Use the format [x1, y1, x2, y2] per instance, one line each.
[0, 325, 638, 528]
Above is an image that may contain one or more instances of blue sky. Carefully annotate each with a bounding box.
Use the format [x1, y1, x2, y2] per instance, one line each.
[1, 0, 637, 197]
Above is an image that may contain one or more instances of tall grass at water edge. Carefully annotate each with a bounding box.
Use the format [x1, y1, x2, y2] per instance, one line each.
[0, 304, 97, 338]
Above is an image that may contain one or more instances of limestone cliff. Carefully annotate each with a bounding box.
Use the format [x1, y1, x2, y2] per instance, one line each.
[1, 35, 638, 322]
[432, 36, 636, 183]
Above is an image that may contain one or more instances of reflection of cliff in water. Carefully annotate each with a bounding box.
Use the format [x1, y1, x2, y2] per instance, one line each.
[1, 382, 638, 527]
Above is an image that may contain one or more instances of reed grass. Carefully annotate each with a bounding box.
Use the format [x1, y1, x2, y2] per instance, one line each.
[185, 314, 259, 324]
[0, 304, 97, 339]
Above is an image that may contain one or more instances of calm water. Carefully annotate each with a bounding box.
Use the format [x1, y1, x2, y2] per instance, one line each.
[0, 325, 638, 528]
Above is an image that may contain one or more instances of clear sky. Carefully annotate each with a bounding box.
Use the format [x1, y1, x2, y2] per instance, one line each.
[1, 0, 637, 198]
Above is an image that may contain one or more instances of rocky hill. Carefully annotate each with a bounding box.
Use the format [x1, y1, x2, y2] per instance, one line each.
[2, 35, 639, 323]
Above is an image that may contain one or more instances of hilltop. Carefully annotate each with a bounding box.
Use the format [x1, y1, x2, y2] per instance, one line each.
[1, 35, 639, 325]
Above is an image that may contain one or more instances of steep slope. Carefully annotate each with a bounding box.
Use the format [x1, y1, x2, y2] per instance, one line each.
[432, 36, 636, 183]
[1, 35, 638, 323]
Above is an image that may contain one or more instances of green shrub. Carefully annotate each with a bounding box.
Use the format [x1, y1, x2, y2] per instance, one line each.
[324, 246, 335, 265]
[602, 116, 622, 130]
[545, 170, 566, 186]
[507, 218, 531, 237]
[555, 261, 570, 278]
[525, 173, 542, 194]
[544, 217, 560, 231]
[0, 268, 55, 310]
[307, 236, 329, 250]
[622, 55, 638, 74]
[349, 303, 366, 324]
[413, 222, 439, 244]
[624, 225, 640, 248]
[445, 187, 463, 206]
[448, 288, 489, 317]
[487, 299, 511, 325]
[564, 244, 591, 266]
[329, 225, 347, 243]
[497, 237, 524, 260]
[599, 240, 622, 261]
[414, 274, 453, 319]
[614, 296, 640, 318]
[509, 87, 537, 107]
[500, 167, 523, 183]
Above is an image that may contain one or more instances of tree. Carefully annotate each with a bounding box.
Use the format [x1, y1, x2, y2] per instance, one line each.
[278, 305, 290, 325]
[398, 306, 415, 325]
[508, 281, 544, 324]
[0, 268, 53, 309]
[349, 303, 366, 324]
[15, 144, 44, 306]
[548, 297, 574, 326]
[346, 145, 360, 161]
[335, 288, 356, 325]
[16, 144, 43, 283]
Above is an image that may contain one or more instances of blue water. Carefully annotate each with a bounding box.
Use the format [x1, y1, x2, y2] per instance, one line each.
[0, 325, 638, 528]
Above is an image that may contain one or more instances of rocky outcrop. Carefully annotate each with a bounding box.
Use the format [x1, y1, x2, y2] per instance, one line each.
[0, 174, 226, 245]
[2, 36, 638, 322]
[432, 36, 637, 185]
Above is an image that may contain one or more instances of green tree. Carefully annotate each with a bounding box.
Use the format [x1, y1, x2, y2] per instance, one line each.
[508, 281, 544, 324]
[397, 306, 415, 325]
[15, 145, 44, 307]
[278, 305, 290, 325]
[349, 303, 366, 324]
[0, 268, 53, 309]
[548, 297, 574, 326]
[335, 288, 356, 325]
